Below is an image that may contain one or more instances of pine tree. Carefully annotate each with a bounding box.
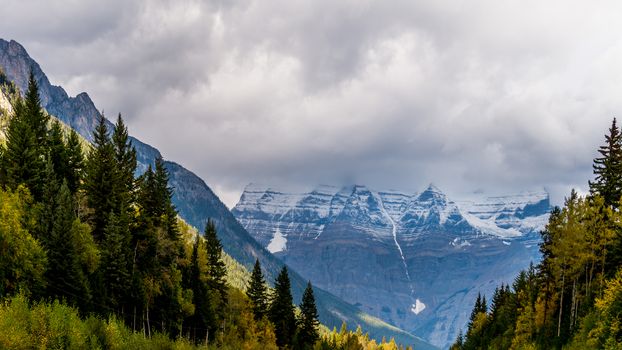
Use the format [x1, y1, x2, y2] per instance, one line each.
[467, 293, 483, 331]
[20, 71, 49, 200]
[205, 219, 227, 308]
[37, 159, 59, 242]
[83, 114, 117, 242]
[23, 71, 48, 151]
[589, 118, 622, 208]
[111, 114, 137, 218]
[186, 234, 216, 343]
[269, 266, 297, 348]
[297, 281, 320, 349]
[47, 121, 68, 179]
[65, 129, 84, 194]
[450, 330, 464, 350]
[154, 157, 179, 241]
[45, 181, 90, 309]
[3, 94, 45, 200]
[100, 212, 130, 312]
[247, 258, 268, 320]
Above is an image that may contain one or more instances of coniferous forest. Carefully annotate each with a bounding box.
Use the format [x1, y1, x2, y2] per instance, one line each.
[451, 119, 622, 350]
[0, 71, 412, 350]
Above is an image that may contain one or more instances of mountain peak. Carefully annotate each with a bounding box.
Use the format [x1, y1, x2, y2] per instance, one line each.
[417, 183, 446, 202]
[7, 39, 27, 55]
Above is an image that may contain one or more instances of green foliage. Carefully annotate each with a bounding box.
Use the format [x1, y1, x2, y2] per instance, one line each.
[298, 281, 321, 349]
[0, 294, 199, 349]
[205, 219, 228, 309]
[269, 266, 297, 348]
[247, 259, 269, 321]
[589, 117, 622, 208]
[44, 182, 91, 309]
[315, 322, 412, 350]
[0, 187, 46, 298]
[83, 114, 117, 242]
[3, 93, 46, 200]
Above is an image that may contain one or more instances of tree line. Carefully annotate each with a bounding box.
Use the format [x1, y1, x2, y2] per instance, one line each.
[452, 118, 622, 349]
[0, 71, 331, 349]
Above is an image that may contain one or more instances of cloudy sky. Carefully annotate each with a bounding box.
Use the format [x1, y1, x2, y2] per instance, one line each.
[2, 0, 621, 207]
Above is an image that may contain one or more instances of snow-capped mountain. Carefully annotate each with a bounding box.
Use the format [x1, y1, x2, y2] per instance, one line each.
[232, 183, 550, 349]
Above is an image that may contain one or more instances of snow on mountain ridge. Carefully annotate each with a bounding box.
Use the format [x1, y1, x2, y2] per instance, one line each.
[234, 183, 550, 241]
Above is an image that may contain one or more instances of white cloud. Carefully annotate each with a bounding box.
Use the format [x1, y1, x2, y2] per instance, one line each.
[2, 0, 621, 207]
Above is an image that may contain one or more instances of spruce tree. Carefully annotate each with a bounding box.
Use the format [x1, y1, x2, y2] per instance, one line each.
[450, 330, 464, 350]
[37, 159, 59, 241]
[247, 258, 268, 320]
[4, 95, 44, 199]
[297, 281, 320, 349]
[23, 71, 49, 150]
[186, 234, 216, 343]
[467, 293, 483, 331]
[83, 114, 116, 242]
[45, 181, 90, 309]
[47, 120, 68, 181]
[65, 129, 84, 194]
[589, 118, 622, 208]
[21, 71, 49, 200]
[100, 212, 130, 312]
[112, 114, 137, 217]
[154, 157, 179, 240]
[205, 219, 227, 307]
[269, 266, 297, 348]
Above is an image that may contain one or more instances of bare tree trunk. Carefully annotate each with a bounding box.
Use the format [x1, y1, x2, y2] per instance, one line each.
[147, 307, 152, 338]
[570, 277, 577, 328]
[557, 270, 565, 338]
[142, 311, 146, 338]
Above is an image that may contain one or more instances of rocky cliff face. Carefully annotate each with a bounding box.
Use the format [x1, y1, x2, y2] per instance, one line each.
[0, 39, 160, 173]
[233, 184, 550, 348]
[0, 39, 435, 349]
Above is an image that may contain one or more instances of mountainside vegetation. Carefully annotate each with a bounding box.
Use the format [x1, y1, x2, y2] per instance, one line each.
[0, 72, 417, 349]
[452, 118, 622, 350]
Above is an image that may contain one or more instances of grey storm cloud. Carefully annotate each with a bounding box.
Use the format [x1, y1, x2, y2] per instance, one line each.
[1, 0, 621, 207]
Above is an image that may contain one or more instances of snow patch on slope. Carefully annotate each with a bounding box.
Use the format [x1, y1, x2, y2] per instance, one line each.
[267, 227, 287, 253]
[411, 299, 426, 314]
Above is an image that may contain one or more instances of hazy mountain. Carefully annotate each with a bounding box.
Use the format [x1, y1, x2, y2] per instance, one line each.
[233, 183, 550, 348]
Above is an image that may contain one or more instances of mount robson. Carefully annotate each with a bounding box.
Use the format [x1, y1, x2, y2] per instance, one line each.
[233, 184, 550, 348]
[0, 39, 437, 349]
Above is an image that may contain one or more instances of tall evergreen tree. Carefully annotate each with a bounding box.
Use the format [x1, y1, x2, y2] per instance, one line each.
[45, 181, 90, 309]
[37, 159, 60, 242]
[83, 114, 116, 242]
[154, 157, 179, 241]
[297, 281, 320, 349]
[247, 258, 268, 320]
[23, 72, 48, 150]
[3, 93, 45, 199]
[589, 118, 622, 208]
[111, 114, 137, 217]
[65, 129, 84, 194]
[47, 121, 68, 180]
[269, 266, 297, 348]
[186, 234, 216, 343]
[205, 219, 227, 308]
[100, 212, 131, 312]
